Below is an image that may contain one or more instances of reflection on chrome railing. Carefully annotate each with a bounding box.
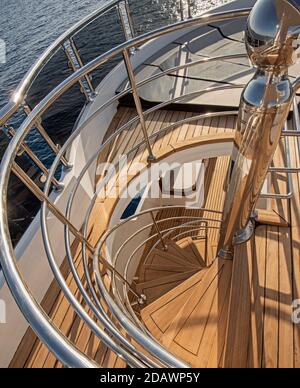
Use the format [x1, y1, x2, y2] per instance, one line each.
[0, 0, 127, 123]
[94, 206, 223, 328]
[62, 109, 232, 368]
[0, 0, 199, 128]
[0, 0, 132, 249]
[1, 5, 286, 368]
[218, 0, 300, 258]
[0, 0, 219, 248]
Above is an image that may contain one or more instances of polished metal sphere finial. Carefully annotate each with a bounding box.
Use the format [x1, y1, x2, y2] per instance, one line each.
[245, 0, 300, 70]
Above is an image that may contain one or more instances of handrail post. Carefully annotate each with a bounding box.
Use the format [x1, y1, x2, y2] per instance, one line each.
[217, 0, 300, 259]
[124, 0, 135, 38]
[7, 126, 64, 192]
[123, 49, 156, 162]
[62, 45, 94, 102]
[69, 38, 96, 97]
[117, 4, 131, 42]
[98, 253, 143, 302]
[23, 105, 72, 170]
[187, 0, 193, 19]
[118, 0, 136, 40]
[12, 162, 94, 252]
[150, 211, 168, 251]
[179, 0, 185, 21]
[117, 1, 136, 56]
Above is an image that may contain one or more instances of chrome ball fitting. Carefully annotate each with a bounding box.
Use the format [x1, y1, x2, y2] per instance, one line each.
[245, 0, 300, 71]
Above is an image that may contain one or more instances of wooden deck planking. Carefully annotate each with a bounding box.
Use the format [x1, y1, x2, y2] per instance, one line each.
[262, 226, 280, 368]
[246, 226, 267, 368]
[138, 111, 300, 368]
[223, 241, 253, 368]
[10, 106, 300, 368]
[10, 108, 233, 368]
[278, 226, 294, 368]
[290, 135, 300, 368]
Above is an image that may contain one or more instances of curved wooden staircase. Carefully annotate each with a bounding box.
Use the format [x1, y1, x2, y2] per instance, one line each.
[135, 238, 206, 305]
[130, 234, 231, 368]
[136, 226, 300, 368]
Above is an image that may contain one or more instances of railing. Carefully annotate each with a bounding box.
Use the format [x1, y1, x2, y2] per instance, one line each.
[216, 0, 300, 257]
[0, 1, 299, 369]
[0, 0, 195, 127]
[95, 206, 223, 322]
[0, 0, 235, 246]
[0, 0, 129, 124]
[0, 0, 137, 172]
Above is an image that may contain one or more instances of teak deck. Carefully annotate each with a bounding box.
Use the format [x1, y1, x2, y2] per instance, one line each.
[9, 107, 300, 368]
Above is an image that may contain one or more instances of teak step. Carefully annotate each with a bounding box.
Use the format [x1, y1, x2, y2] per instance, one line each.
[176, 237, 207, 267]
[141, 269, 209, 339]
[166, 240, 199, 265]
[146, 248, 196, 270]
[142, 264, 199, 282]
[136, 269, 199, 305]
[191, 239, 218, 265]
[141, 259, 233, 367]
[136, 238, 206, 303]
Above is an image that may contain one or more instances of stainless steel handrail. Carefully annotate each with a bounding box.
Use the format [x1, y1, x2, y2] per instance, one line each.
[0, 0, 127, 126]
[7, 2, 298, 368]
[93, 262, 189, 368]
[7, 106, 236, 367]
[116, 220, 213, 330]
[1, 8, 250, 130]
[68, 105, 227, 295]
[61, 108, 229, 353]
[262, 97, 300, 199]
[7, 0, 298, 370]
[63, 218, 161, 368]
[0, 2, 250, 127]
[45, 84, 237, 366]
[91, 218, 218, 367]
[54, 108, 230, 366]
[0, 0, 131, 174]
[0, 10, 249, 194]
[0, 8, 252, 368]
[116, 218, 220, 307]
[5, 126, 64, 191]
[261, 123, 296, 200]
[293, 76, 300, 93]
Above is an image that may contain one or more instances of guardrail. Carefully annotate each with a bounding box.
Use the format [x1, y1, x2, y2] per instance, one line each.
[95, 206, 223, 323]
[1, 4, 299, 369]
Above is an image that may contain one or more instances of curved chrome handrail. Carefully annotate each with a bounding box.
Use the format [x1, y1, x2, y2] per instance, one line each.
[58, 116, 228, 367]
[44, 83, 237, 365]
[109, 218, 218, 334]
[62, 106, 234, 354]
[0, 0, 127, 126]
[0, 8, 251, 368]
[0, 0, 298, 368]
[294, 76, 300, 93]
[109, 214, 222, 322]
[43, 95, 238, 367]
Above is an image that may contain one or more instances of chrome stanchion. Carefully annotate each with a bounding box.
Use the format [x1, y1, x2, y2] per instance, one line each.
[123, 48, 156, 162]
[218, 0, 300, 259]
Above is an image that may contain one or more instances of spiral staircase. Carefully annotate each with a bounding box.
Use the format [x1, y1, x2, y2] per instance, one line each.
[0, 0, 300, 369]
